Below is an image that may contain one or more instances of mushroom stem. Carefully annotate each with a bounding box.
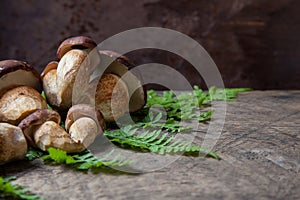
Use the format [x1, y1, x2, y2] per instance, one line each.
[0, 123, 27, 165]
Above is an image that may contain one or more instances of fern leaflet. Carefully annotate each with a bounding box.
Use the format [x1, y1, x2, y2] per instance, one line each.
[104, 126, 219, 159]
[42, 148, 131, 170]
[0, 176, 44, 200]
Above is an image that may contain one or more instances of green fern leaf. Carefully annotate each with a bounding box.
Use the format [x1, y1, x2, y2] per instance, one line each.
[104, 127, 219, 159]
[0, 176, 44, 200]
[42, 148, 130, 171]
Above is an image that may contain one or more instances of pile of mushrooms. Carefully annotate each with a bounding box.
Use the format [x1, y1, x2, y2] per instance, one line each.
[0, 36, 146, 165]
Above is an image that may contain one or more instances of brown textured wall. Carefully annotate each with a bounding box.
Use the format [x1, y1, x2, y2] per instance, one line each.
[0, 0, 299, 89]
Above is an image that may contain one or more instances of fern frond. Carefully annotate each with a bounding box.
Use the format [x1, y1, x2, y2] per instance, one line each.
[104, 127, 219, 159]
[25, 148, 46, 161]
[42, 148, 130, 170]
[0, 176, 44, 200]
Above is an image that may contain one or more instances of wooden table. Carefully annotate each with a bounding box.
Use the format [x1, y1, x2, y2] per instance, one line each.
[1, 91, 299, 200]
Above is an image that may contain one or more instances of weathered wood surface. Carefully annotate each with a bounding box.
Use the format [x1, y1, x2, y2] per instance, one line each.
[1, 0, 300, 89]
[1, 91, 299, 200]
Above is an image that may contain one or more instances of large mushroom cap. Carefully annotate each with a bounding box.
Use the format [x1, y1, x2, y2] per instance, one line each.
[65, 104, 105, 132]
[0, 122, 27, 165]
[18, 109, 61, 147]
[57, 36, 97, 59]
[0, 60, 41, 96]
[99, 50, 146, 112]
[0, 86, 47, 125]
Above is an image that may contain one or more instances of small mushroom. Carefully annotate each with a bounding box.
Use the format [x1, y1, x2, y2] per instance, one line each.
[0, 122, 27, 165]
[41, 61, 58, 79]
[68, 117, 98, 148]
[57, 36, 97, 59]
[65, 104, 105, 132]
[34, 121, 86, 153]
[30, 104, 103, 153]
[18, 109, 61, 147]
[0, 60, 41, 96]
[41, 61, 59, 108]
[0, 86, 47, 125]
[99, 50, 146, 112]
[42, 50, 92, 112]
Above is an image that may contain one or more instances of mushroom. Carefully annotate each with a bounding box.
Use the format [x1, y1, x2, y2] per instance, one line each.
[0, 60, 46, 125]
[42, 36, 146, 122]
[94, 74, 129, 121]
[41, 61, 59, 109]
[20, 105, 104, 153]
[34, 121, 86, 153]
[99, 50, 146, 113]
[18, 109, 61, 147]
[0, 122, 27, 165]
[0, 86, 47, 125]
[57, 36, 97, 59]
[65, 104, 105, 132]
[0, 60, 41, 96]
[42, 37, 97, 113]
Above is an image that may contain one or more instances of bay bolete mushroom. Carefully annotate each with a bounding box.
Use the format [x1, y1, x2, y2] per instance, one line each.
[0, 122, 27, 165]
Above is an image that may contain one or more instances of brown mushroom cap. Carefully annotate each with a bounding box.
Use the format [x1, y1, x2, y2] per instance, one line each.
[0, 122, 27, 165]
[99, 50, 135, 69]
[34, 121, 85, 153]
[57, 36, 97, 59]
[41, 61, 58, 79]
[99, 51, 146, 112]
[65, 104, 105, 132]
[0, 60, 42, 96]
[95, 74, 129, 122]
[0, 86, 47, 125]
[18, 109, 61, 147]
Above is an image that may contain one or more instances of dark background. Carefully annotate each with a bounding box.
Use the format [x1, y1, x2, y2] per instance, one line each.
[0, 0, 299, 89]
